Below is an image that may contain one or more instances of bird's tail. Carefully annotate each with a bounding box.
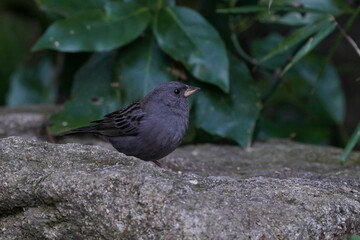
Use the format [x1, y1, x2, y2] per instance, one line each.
[62, 125, 97, 136]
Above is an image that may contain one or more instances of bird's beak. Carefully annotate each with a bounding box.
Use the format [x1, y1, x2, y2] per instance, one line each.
[184, 86, 200, 97]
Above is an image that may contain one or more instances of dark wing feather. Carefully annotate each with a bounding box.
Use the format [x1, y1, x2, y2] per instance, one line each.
[90, 101, 145, 137]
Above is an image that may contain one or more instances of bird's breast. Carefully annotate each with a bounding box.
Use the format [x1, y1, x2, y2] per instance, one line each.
[140, 112, 188, 148]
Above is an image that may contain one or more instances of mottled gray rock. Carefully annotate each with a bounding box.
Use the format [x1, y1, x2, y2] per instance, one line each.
[165, 140, 360, 180]
[0, 105, 60, 140]
[1, 136, 360, 240]
[1, 105, 360, 239]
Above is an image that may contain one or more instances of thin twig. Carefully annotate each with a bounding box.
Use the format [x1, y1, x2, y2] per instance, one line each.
[261, 68, 284, 103]
[229, 15, 258, 65]
[261, 42, 306, 103]
[268, 0, 273, 14]
[333, 18, 360, 56]
[316, 7, 360, 82]
[230, 31, 258, 65]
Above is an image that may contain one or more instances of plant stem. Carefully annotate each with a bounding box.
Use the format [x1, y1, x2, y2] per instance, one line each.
[316, 6, 360, 82]
[340, 123, 360, 163]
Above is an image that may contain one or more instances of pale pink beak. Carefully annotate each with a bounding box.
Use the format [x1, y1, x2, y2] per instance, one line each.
[184, 86, 200, 97]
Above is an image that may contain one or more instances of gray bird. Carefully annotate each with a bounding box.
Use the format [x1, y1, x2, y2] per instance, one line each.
[66, 81, 200, 167]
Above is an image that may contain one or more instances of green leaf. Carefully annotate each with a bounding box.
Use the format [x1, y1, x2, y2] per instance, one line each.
[124, 0, 176, 9]
[340, 123, 360, 163]
[257, 0, 340, 25]
[350, 234, 360, 240]
[200, 0, 232, 47]
[258, 116, 332, 144]
[6, 58, 56, 106]
[194, 55, 261, 148]
[153, 6, 229, 92]
[48, 52, 121, 134]
[281, 20, 336, 75]
[262, 0, 340, 14]
[260, 18, 333, 63]
[295, 56, 344, 124]
[32, 2, 151, 52]
[117, 35, 176, 106]
[218, 5, 331, 14]
[257, 54, 345, 144]
[35, 0, 109, 16]
[218, 1, 340, 25]
[252, 33, 290, 70]
[34, 0, 175, 17]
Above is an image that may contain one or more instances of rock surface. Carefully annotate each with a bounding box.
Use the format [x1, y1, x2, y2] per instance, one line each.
[0, 105, 60, 141]
[0, 106, 360, 239]
[0, 136, 360, 240]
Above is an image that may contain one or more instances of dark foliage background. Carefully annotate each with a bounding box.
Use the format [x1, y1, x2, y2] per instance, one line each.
[0, 0, 359, 149]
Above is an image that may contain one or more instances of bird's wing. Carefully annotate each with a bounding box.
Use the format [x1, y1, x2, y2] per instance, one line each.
[90, 101, 145, 137]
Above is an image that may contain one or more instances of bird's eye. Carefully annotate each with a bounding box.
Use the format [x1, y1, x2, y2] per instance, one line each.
[174, 89, 180, 94]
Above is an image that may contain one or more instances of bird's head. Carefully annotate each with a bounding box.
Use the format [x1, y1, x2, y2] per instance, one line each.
[143, 81, 200, 112]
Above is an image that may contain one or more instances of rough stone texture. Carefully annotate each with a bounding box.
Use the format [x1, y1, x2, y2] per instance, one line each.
[0, 105, 60, 141]
[0, 136, 360, 240]
[165, 141, 360, 180]
[0, 106, 360, 239]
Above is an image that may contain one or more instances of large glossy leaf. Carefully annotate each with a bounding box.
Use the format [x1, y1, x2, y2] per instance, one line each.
[35, 0, 175, 17]
[194, 55, 261, 148]
[33, 2, 151, 52]
[35, 0, 109, 16]
[6, 59, 56, 106]
[200, 0, 232, 47]
[117, 35, 175, 106]
[260, 18, 332, 63]
[153, 6, 229, 92]
[48, 52, 121, 134]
